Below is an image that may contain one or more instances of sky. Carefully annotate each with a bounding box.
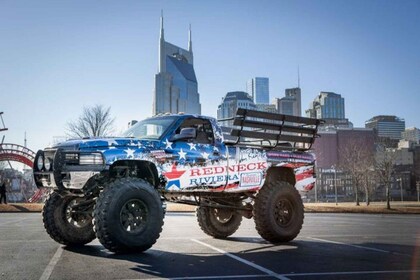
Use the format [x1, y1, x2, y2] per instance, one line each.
[1, 0, 419, 153]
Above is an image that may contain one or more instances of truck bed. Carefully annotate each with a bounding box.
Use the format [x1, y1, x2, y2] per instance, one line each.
[221, 108, 324, 151]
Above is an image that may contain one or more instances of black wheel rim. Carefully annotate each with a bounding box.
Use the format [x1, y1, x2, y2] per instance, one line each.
[212, 208, 233, 224]
[119, 199, 148, 234]
[274, 199, 293, 227]
[65, 198, 91, 228]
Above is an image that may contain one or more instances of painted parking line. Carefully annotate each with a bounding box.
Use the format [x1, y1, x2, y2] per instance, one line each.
[169, 274, 271, 279]
[191, 239, 290, 280]
[281, 269, 420, 278]
[39, 245, 63, 280]
[307, 236, 390, 253]
[307, 236, 414, 257]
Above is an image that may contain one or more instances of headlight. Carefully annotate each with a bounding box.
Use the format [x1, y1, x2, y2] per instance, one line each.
[44, 157, 51, 171]
[79, 153, 104, 165]
[36, 155, 44, 170]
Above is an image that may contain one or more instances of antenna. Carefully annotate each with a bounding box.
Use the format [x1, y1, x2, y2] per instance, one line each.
[24, 131, 27, 148]
[188, 23, 192, 52]
[160, 10, 164, 40]
[297, 65, 300, 88]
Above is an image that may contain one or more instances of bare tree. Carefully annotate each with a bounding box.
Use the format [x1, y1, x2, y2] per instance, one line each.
[339, 140, 375, 206]
[375, 143, 397, 210]
[66, 104, 115, 138]
[361, 167, 377, 206]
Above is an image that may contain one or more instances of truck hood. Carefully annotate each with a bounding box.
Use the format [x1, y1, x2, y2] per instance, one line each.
[54, 137, 160, 151]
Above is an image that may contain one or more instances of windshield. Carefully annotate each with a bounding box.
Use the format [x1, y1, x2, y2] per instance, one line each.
[122, 116, 177, 140]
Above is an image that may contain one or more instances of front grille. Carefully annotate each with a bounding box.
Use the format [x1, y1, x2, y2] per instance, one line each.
[65, 153, 79, 165]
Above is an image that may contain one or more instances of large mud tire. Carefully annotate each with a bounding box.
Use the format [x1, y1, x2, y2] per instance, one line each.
[196, 206, 242, 238]
[42, 191, 95, 246]
[93, 178, 164, 253]
[253, 181, 304, 243]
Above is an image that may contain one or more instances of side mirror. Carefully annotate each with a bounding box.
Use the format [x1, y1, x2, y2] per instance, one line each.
[170, 127, 197, 141]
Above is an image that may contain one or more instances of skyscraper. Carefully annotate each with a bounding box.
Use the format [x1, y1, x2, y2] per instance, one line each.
[217, 91, 256, 127]
[306, 92, 345, 119]
[306, 91, 351, 130]
[273, 87, 302, 116]
[153, 14, 201, 115]
[247, 77, 269, 104]
[365, 115, 406, 140]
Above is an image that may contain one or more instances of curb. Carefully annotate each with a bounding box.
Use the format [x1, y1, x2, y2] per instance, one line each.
[1, 203, 419, 214]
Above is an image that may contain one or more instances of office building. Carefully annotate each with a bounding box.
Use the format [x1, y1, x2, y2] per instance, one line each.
[217, 91, 256, 127]
[153, 15, 201, 115]
[256, 104, 277, 114]
[402, 127, 420, 144]
[365, 115, 405, 140]
[306, 91, 345, 119]
[273, 87, 302, 116]
[306, 91, 351, 130]
[312, 128, 375, 168]
[247, 77, 269, 104]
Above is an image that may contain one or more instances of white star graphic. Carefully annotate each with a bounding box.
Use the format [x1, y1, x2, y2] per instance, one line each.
[188, 143, 197, 150]
[201, 152, 210, 160]
[178, 148, 187, 160]
[137, 142, 143, 148]
[124, 148, 135, 158]
[107, 139, 119, 147]
[213, 147, 219, 152]
[164, 138, 173, 149]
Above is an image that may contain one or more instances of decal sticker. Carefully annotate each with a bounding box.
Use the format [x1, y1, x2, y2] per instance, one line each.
[151, 150, 171, 159]
[240, 172, 262, 188]
[163, 163, 186, 190]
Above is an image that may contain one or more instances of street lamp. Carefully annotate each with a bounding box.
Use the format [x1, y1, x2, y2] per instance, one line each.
[331, 165, 338, 205]
[397, 178, 403, 202]
[416, 181, 419, 203]
[334, 168, 338, 205]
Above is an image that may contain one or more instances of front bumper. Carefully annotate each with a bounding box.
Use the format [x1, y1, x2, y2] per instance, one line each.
[33, 148, 106, 190]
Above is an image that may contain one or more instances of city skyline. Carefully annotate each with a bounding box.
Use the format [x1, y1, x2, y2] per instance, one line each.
[1, 1, 420, 152]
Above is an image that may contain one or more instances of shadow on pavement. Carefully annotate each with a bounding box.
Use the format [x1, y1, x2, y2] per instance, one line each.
[62, 239, 420, 280]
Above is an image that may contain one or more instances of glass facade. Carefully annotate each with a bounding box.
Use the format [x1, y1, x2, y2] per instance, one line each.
[307, 92, 345, 119]
[274, 87, 302, 116]
[166, 55, 198, 101]
[247, 77, 269, 104]
[365, 116, 405, 140]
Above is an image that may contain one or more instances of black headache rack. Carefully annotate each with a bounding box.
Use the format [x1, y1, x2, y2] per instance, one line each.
[224, 108, 324, 151]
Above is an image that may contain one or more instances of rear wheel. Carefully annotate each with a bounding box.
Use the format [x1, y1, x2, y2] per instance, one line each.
[197, 206, 242, 238]
[42, 192, 95, 246]
[253, 181, 304, 243]
[93, 178, 164, 253]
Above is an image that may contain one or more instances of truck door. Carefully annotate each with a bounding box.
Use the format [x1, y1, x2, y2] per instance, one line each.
[164, 117, 225, 190]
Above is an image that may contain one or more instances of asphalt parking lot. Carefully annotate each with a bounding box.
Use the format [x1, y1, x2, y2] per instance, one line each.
[0, 212, 419, 280]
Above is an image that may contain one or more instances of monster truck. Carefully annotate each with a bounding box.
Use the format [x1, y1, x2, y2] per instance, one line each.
[33, 108, 322, 253]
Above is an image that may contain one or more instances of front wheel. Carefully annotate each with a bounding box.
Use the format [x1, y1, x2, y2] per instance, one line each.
[196, 206, 242, 238]
[253, 181, 304, 243]
[42, 192, 96, 246]
[93, 178, 164, 253]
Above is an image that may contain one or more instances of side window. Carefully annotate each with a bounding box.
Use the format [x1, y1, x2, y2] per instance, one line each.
[178, 118, 214, 145]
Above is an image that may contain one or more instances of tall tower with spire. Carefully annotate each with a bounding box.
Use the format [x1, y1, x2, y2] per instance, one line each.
[153, 13, 201, 115]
